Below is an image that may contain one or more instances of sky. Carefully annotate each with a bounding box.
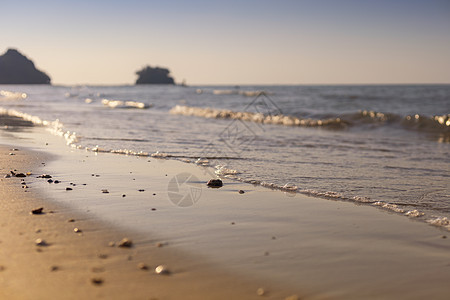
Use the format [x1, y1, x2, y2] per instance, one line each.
[1, 0, 450, 85]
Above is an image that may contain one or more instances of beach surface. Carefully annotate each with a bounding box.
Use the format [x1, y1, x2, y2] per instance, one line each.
[1, 116, 450, 299]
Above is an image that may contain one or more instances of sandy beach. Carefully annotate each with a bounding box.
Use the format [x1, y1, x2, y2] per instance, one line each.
[1, 115, 450, 300]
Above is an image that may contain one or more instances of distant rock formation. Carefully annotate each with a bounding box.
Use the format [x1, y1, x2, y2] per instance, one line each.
[0, 48, 51, 84]
[135, 65, 174, 84]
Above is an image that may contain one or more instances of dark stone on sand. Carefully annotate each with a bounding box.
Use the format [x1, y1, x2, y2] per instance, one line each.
[54, 180, 60, 184]
[91, 278, 104, 285]
[238, 190, 245, 194]
[138, 189, 145, 192]
[135, 65, 175, 85]
[207, 179, 223, 188]
[35, 238, 48, 246]
[66, 187, 73, 191]
[15, 173, 26, 177]
[38, 174, 52, 178]
[0, 48, 51, 84]
[31, 207, 44, 215]
[4, 174, 11, 178]
[47, 179, 53, 183]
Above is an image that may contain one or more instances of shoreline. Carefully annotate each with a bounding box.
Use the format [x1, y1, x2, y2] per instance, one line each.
[1, 116, 450, 299]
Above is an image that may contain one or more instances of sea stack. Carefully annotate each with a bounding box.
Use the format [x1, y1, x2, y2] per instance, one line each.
[0, 48, 51, 84]
[135, 65, 175, 84]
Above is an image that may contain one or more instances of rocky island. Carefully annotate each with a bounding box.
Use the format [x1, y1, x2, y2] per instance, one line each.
[135, 65, 174, 84]
[0, 48, 51, 84]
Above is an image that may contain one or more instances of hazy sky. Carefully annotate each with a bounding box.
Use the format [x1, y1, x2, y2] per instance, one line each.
[1, 0, 450, 85]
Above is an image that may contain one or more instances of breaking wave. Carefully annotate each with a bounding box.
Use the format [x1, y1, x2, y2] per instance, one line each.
[101, 98, 151, 109]
[170, 105, 450, 135]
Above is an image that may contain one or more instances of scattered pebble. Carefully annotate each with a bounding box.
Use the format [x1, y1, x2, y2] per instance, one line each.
[54, 180, 60, 184]
[35, 229, 41, 233]
[47, 179, 53, 183]
[156, 242, 168, 248]
[257, 288, 266, 296]
[442, 235, 447, 239]
[153, 193, 156, 196]
[15, 173, 27, 178]
[138, 262, 149, 270]
[9, 153, 15, 156]
[231, 222, 235, 225]
[151, 208, 157, 211]
[122, 194, 126, 197]
[118, 238, 133, 248]
[35, 238, 48, 246]
[50, 266, 59, 272]
[138, 189, 145, 192]
[155, 265, 170, 275]
[67, 219, 75, 222]
[38, 174, 52, 179]
[73, 228, 82, 233]
[31, 207, 44, 215]
[101, 189, 109, 193]
[272, 236, 276, 240]
[238, 190, 245, 194]
[91, 278, 103, 285]
[207, 179, 223, 188]
[66, 187, 73, 191]
[4, 174, 10, 178]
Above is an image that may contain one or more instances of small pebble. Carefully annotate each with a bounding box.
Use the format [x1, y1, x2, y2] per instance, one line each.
[31, 207, 44, 215]
[442, 235, 447, 239]
[155, 265, 170, 275]
[74, 228, 82, 233]
[91, 278, 103, 285]
[138, 262, 149, 270]
[118, 238, 133, 248]
[238, 190, 245, 194]
[47, 179, 53, 183]
[35, 238, 48, 246]
[54, 180, 60, 184]
[122, 194, 126, 197]
[15, 173, 27, 177]
[101, 189, 109, 193]
[4, 174, 10, 178]
[151, 208, 156, 211]
[138, 189, 145, 192]
[9, 153, 15, 156]
[50, 266, 59, 272]
[257, 288, 266, 296]
[67, 219, 75, 222]
[38, 174, 52, 179]
[66, 187, 73, 191]
[35, 229, 41, 233]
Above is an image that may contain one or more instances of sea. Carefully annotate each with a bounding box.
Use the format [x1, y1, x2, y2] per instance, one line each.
[1, 84, 449, 227]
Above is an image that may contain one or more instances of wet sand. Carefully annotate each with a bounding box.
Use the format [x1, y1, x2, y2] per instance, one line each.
[1, 115, 450, 299]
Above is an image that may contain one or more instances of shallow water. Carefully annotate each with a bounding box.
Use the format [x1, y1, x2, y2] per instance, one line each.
[1, 84, 449, 224]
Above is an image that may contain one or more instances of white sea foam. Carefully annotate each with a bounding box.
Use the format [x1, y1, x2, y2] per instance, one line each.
[101, 99, 151, 109]
[0, 90, 27, 100]
[426, 217, 450, 230]
[170, 105, 346, 128]
[405, 210, 424, 217]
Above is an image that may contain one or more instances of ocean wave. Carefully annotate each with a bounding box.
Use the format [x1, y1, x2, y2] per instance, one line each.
[170, 105, 450, 135]
[0, 90, 27, 100]
[101, 99, 151, 109]
[170, 105, 346, 128]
